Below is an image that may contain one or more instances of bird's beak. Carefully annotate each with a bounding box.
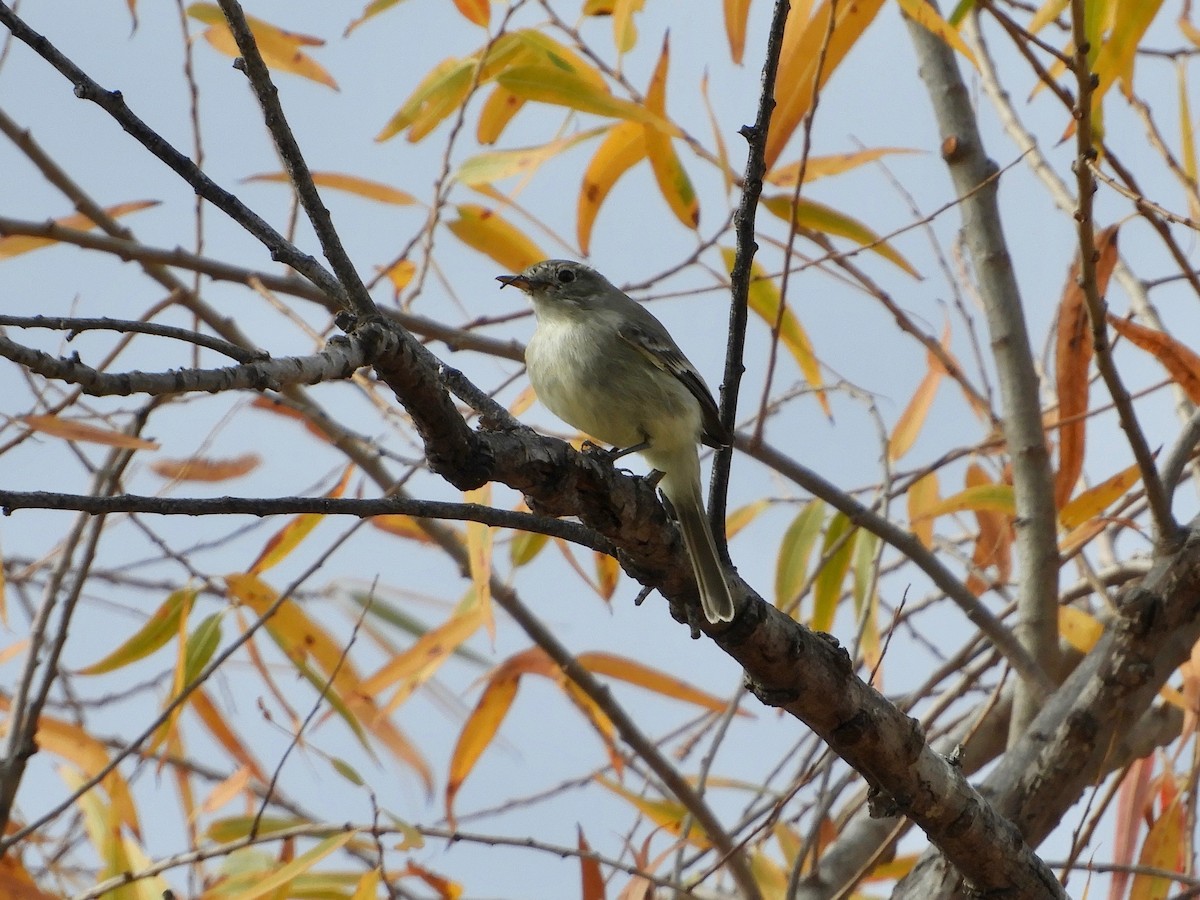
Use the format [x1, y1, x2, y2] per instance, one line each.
[496, 274, 532, 290]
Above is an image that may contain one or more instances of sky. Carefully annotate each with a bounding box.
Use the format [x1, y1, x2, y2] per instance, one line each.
[1, 0, 1198, 897]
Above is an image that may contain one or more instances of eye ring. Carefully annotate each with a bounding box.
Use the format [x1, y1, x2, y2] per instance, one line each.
[556, 268, 576, 284]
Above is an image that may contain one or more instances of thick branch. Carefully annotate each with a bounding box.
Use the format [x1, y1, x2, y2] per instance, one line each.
[904, 2, 1060, 740]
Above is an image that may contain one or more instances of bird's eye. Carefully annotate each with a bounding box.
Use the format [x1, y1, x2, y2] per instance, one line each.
[556, 268, 576, 284]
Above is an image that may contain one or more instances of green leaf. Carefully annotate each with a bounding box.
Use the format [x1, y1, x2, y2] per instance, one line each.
[77, 588, 196, 675]
[774, 500, 825, 614]
[811, 513, 856, 632]
[763, 195, 919, 277]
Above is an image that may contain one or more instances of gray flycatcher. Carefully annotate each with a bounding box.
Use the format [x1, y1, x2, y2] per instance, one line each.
[497, 259, 736, 624]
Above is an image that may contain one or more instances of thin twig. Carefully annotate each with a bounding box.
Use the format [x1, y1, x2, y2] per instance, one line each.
[1067, 0, 1177, 546]
[710, 0, 792, 547]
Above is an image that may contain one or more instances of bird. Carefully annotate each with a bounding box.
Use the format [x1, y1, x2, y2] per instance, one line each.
[497, 259, 736, 623]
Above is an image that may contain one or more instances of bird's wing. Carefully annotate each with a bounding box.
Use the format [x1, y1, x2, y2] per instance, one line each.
[617, 322, 732, 448]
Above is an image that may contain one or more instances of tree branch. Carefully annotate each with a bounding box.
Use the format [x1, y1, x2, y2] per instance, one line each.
[904, 0, 1060, 741]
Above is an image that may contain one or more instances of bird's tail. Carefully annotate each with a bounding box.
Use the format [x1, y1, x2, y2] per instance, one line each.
[659, 457, 735, 624]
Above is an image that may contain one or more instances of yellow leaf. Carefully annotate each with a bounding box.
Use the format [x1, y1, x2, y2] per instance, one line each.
[1059, 606, 1104, 654]
[360, 598, 485, 699]
[720, 248, 829, 415]
[465, 484, 493, 638]
[248, 464, 352, 574]
[907, 472, 940, 549]
[452, 0, 489, 27]
[211, 832, 355, 899]
[0, 200, 158, 258]
[725, 498, 770, 539]
[456, 128, 606, 185]
[496, 65, 679, 135]
[448, 204, 545, 272]
[352, 869, 382, 900]
[446, 668, 519, 826]
[889, 323, 951, 461]
[612, 0, 645, 52]
[1092, 0, 1165, 103]
[383, 258, 416, 296]
[376, 57, 475, 143]
[775, 500, 825, 613]
[192, 689, 268, 782]
[642, 36, 699, 229]
[192, 8, 337, 90]
[19, 415, 159, 450]
[919, 483, 1016, 519]
[225, 572, 432, 788]
[1178, 62, 1200, 222]
[596, 776, 710, 848]
[77, 588, 196, 675]
[724, 0, 752, 63]
[1131, 796, 1184, 900]
[766, 0, 888, 168]
[577, 652, 750, 715]
[245, 171, 418, 205]
[578, 121, 646, 255]
[595, 552, 621, 599]
[766, 147, 920, 187]
[1028, 0, 1069, 33]
[476, 86, 526, 144]
[1058, 459, 1142, 531]
[762, 194, 919, 276]
[896, 0, 978, 67]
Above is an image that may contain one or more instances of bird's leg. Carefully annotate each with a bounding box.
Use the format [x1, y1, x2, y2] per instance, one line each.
[580, 438, 650, 462]
[644, 468, 666, 490]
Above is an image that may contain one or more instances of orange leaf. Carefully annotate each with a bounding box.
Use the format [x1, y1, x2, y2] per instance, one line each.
[245, 171, 418, 205]
[370, 515, 437, 543]
[446, 666, 520, 826]
[0, 200, 158, 258]
[1108, 313, 1200, 403]
[19, 415, 159, 450]
[452, 0, 489, 26]
[766, 0, 887, 169]
[448, 204, 545, 272]
[403, 861, 463, 900]
[189, 3, 337, 89]
[766, 147, 920, 187]
[0, 701, 143, 837]
[578, 827, 606, 900]
[150, 454, 260, 482]
[724, 0, 752, 62]
[595, 552, 621, 600]
[964, 464, 1011, 595]
[190, 689, 268, 782]
[578, 121, 646, 255]
[888, 323, 950, 461]
[577, 651, 750, 715]
[247, 464, 352, 574]
[642, 36, 698, 229]
[1055, 226, 1119, 508]
[0, 855, 58, 900]
[907, 473, 939, 549]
